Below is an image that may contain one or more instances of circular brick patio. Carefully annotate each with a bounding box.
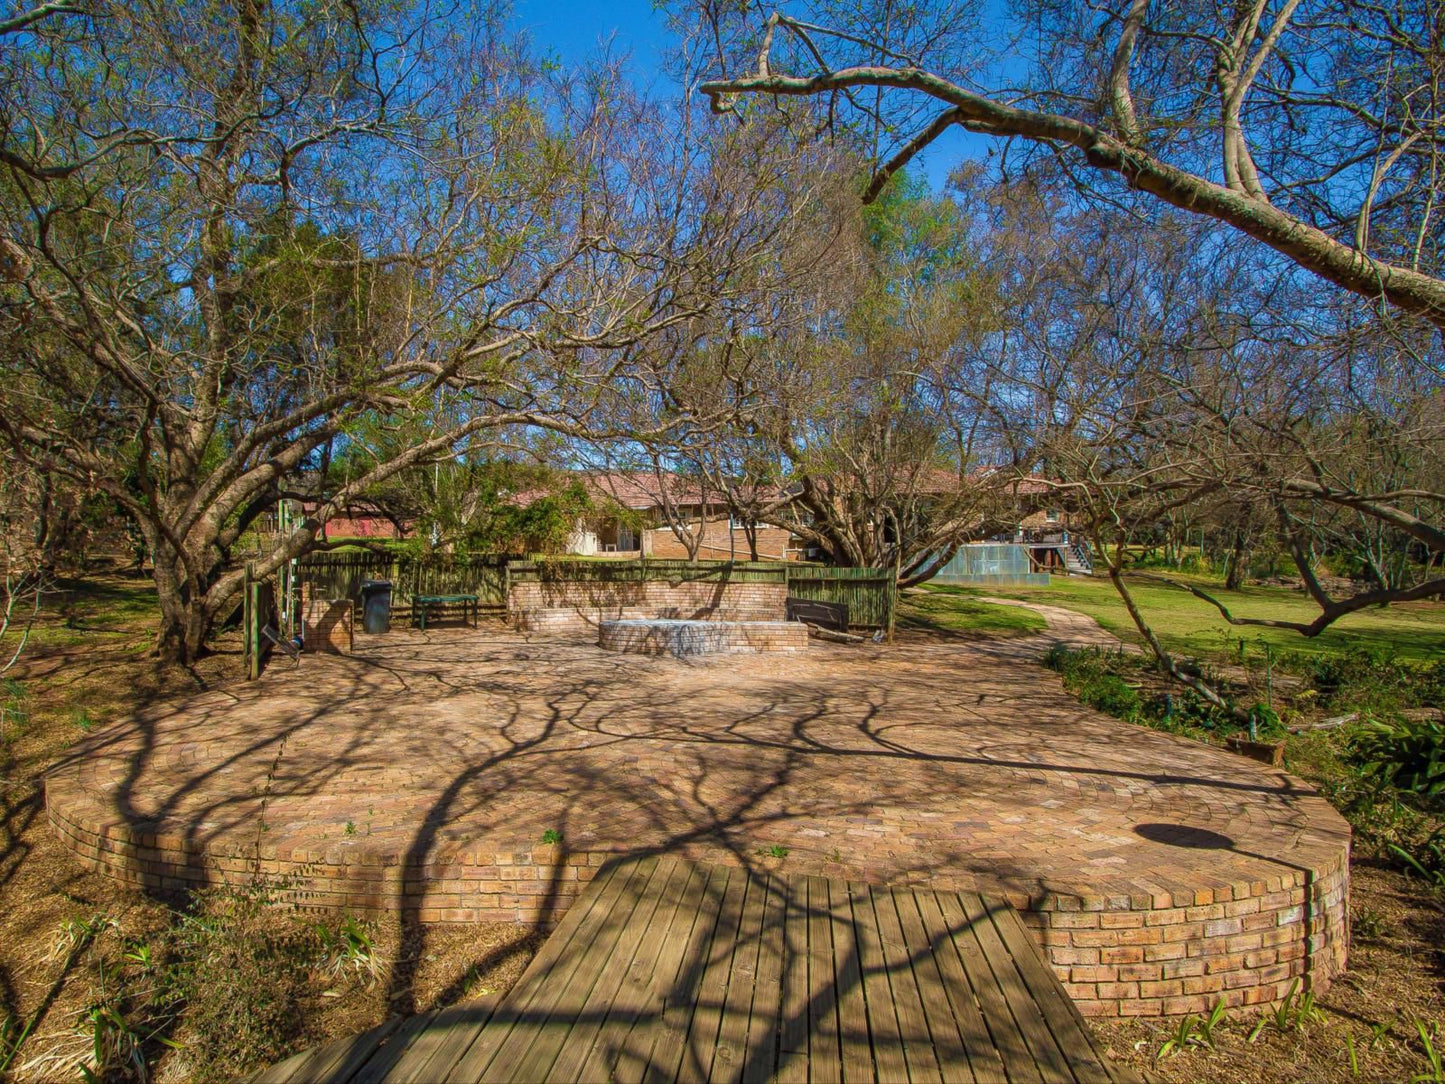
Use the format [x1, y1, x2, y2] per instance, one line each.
[46, 624, 1350, 1017]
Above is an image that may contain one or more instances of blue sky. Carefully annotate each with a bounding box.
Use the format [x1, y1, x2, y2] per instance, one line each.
[508, 0, 985, 192]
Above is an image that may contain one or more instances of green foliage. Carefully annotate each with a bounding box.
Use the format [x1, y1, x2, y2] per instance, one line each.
[1351, 906, 1389, 941]
[540, 829, 562, 845]
[1389, 835, 1445, 892]
[1156, 999, 1228, 1060]
[0, 678, 30, 736]
[755, 844, 789, 859]
[1410, 1023, 1445, 1081]
[1415, 1018, 1445, 1083]
[1351, 716, 1445, 809]
[315, 914, 381, 986]
[1294, 644, 1445, 715]
[1248, 979, 1326, 1041]
[1042, 645, 1237, 735]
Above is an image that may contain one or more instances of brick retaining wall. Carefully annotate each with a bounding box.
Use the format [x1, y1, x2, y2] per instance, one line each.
[1020, 853, 1349, 1017]
[45, 793, 1347, 1016]
[509, 578, 786, 632]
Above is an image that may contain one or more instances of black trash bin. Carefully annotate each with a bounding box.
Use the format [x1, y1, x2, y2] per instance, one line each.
[359, 580, 392, 634]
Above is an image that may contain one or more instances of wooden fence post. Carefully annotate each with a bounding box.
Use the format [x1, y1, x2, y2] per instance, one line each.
[243, 563, 253, 679]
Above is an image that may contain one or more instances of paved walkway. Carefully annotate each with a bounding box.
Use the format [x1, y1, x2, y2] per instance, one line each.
[973, 598, 1129, 651]
[253, 856, 1147, 1083]
[47, 620, 1350, 1017]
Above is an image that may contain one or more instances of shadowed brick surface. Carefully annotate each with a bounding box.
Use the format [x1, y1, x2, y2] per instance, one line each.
[599, 618, 808, 656]
[46, 617, 1349, 1017]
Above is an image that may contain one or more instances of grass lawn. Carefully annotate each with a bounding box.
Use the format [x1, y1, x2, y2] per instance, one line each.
[897, 586, 1048, 638]
[922, 574, 1445, 662]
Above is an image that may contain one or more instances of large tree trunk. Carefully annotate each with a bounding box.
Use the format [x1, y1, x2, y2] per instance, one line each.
[1224, 527, 1249, 590]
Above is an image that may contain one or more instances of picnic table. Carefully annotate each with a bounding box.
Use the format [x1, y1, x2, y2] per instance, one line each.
[413, 594, 479, 631]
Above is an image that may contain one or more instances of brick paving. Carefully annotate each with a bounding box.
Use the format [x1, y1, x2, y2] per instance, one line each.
[46, 617, 1349, 1016]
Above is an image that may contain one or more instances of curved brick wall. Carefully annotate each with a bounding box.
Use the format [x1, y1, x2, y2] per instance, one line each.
[44, 796, 1349, 1018]
[1020, 853, 1348, 1017]
[45, 631, 1350, 1018]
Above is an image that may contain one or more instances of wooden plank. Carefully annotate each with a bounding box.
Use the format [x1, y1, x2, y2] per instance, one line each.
[824, 879, 873, 1084]
[247, 1016, 402, 1083]
[983, 904, 1118, 1084]
[611, 864, 715, 1084]
[550, 859, 684, 1082]
[849, 881, 909, 1083]
[889, 888, 977, 1084]
[775, 876, 811, 1084]
[910, 890, 1005, 1084]
[676, 865, 751, 1084]
[349, 1011, 442, 1084]
[382, 1000, 502, 1084]
[868, 885, 942, 1084]
[646, 865, 733, 1082]
[444, 858, 643, 1081]
[739, 874, 784, 1084]
[248, 866, 1136, 1084]
[709, 868, 769, 1084]
[805, 875, 843, 1084]
[954, 892, 1073, 1083]
[934, 890, 1042, 1084]
[491, 858, 667, 1082]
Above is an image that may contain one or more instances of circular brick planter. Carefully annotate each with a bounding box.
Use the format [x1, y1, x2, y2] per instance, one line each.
[599, 618, 808, 657]
[45, 630, 1349, 1018]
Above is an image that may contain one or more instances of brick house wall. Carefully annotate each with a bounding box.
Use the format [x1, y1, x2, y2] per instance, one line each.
[642, 517, 796, 561]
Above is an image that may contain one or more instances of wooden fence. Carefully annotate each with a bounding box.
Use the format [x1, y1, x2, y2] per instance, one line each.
[783, 565, 896, 630]
[298, 552, 515, 611]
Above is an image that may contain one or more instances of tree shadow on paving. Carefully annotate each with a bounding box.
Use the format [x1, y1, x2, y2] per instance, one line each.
[44, 627, 1341, 1077]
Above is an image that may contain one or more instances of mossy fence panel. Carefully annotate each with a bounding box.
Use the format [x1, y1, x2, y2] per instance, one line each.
[298, 553, 515, 613]
[783, 565, 896, 630]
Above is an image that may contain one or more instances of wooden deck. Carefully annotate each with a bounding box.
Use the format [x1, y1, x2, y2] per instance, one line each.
[253, 857, 1145, 1083]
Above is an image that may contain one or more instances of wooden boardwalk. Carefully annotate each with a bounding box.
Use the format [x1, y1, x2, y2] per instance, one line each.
[254, 857, 1144, 1083]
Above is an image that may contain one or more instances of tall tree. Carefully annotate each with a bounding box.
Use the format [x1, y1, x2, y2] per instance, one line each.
[0, 0, 815, 659]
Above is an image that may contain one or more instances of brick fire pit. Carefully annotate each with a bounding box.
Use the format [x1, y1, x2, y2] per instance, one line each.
[598, 618, 808, 656]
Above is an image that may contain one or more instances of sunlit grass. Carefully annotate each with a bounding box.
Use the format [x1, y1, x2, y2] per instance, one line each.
[924, 574, 1445, 662]
[897, 587, 1047, 638]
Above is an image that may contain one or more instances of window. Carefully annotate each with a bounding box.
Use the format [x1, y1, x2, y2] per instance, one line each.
[1045, 509, 1060, 523]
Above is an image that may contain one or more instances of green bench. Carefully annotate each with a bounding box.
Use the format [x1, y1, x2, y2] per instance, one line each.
[413, 593, 479, 631]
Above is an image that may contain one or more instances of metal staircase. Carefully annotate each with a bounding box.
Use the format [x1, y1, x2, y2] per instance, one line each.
[1062, 539, 1093, 575]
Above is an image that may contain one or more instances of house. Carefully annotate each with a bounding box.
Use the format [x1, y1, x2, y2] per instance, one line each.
[300, 500, 407, 541]
[539, 472, 802, 561]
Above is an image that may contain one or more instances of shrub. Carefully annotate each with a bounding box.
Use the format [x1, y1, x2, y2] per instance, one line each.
[1301, 645, 1435, 715]
[1350, 716, 1445, 811]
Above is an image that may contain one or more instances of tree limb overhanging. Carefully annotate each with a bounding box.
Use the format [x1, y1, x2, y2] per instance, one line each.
[699, 10, 1445, 333]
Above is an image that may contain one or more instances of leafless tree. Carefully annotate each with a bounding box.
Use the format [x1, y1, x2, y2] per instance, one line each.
[697, 2, 1445, 334]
